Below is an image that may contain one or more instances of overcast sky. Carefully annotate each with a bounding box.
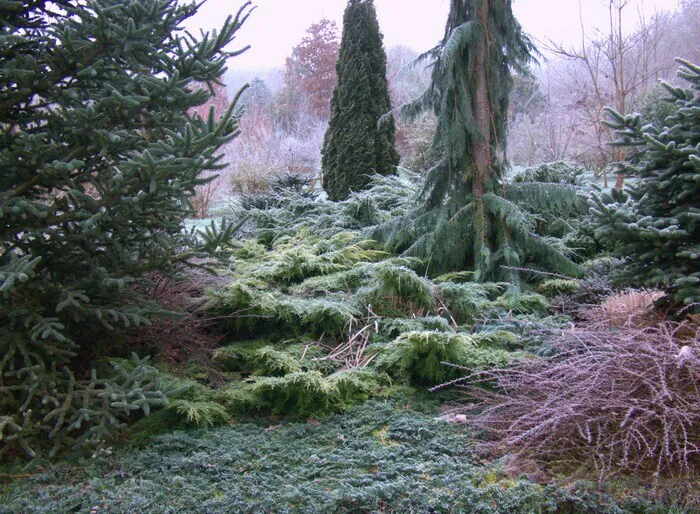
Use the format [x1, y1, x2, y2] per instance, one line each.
[183, 0, 683, 71]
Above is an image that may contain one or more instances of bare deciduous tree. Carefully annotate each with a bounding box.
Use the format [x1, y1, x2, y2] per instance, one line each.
[386, 45, 434, 169]
[545, 0, 672, 186]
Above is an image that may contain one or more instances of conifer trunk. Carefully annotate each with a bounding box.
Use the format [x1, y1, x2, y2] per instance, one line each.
[471, 0, 491, 274]
[615, 172, 625, 189]
[472, 0, 491, 200]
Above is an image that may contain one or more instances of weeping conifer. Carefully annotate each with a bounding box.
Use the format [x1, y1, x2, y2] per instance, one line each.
[321, 0, 399, 201]
[374, 0, 580, 284]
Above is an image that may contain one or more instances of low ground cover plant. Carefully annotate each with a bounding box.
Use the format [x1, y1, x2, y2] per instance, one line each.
[0, 401, 673, 514]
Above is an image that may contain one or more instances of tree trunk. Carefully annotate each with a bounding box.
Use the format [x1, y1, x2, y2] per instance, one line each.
[615, 172, 625, 189]
[472, 0, 491, 197]
[471, 0, 492, 276]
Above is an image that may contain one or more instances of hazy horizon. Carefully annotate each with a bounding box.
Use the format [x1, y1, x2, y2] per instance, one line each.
[184, 0, 683, 76]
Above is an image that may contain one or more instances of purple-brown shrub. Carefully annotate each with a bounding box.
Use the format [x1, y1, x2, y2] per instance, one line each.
[464, 321, 700, 480]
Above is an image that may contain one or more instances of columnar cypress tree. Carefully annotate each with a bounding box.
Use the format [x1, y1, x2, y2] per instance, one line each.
[0, 0, 251, 456]
[592, 59, 700, 309]
[321, 0, 399, 201]
[374, 0, 580, 283]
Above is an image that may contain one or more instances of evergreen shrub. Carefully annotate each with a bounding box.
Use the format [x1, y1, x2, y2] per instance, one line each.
[243, 368, 385, 416]
[0, 0, 251, 457]
[378, 331, 511, 385]
[212, 283, 360, 338]
[537, 279, 581, 297]
[356, 262, 434, 316]
[436, 282, 504, 324]
[592, 59, 700, 309]
[2, 400, 661, 513]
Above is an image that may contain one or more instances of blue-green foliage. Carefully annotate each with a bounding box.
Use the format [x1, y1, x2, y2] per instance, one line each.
[0, 0, 252, 458]
[510, 161, 588, 185]
[508, 162, 603, 262]
[0, 401, 661, 513]
[368, 2, 589, 283]
[474, 314, 573, 356]
[232, 169, 420, 245]
[592, 59, 700, 308]
[0, 353, 181, 459]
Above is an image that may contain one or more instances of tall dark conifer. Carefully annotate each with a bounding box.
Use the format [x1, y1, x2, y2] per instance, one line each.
[321, 0, 399, 201]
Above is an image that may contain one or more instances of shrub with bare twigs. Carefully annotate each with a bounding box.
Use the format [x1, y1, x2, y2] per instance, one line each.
[459, 322, 700, 483]
[193, 173, 223, 218]
[127, 269, 229, 382]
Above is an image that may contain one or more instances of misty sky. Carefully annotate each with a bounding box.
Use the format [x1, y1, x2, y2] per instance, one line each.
[183, 0, 682, 71]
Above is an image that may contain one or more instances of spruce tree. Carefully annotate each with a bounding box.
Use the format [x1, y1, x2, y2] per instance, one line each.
[321, 0, 399, 201]
[374, 0, 580, 283]
[592, 59, 700, 309]
[0, 0, 251, 456]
